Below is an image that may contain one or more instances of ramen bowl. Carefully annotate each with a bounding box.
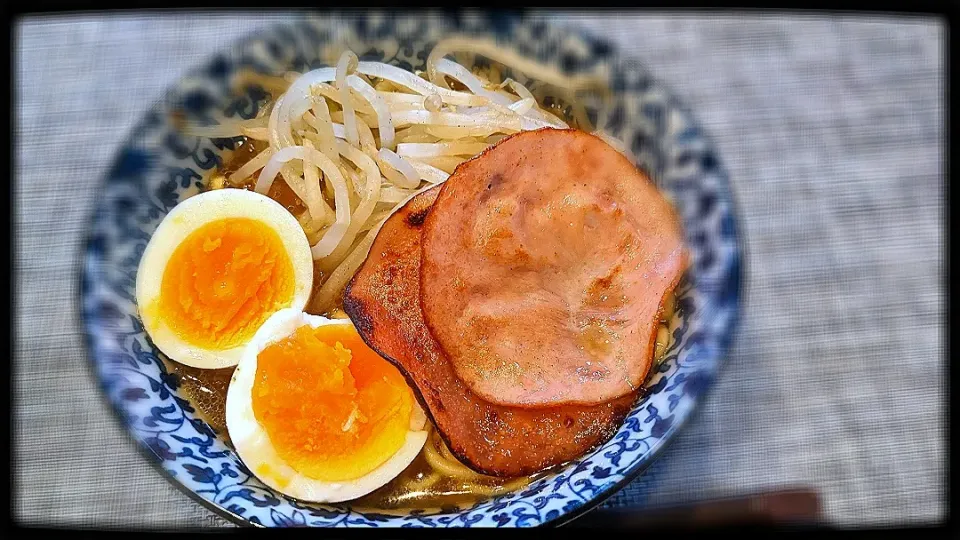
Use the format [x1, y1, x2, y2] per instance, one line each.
[80, 11, 742, 527]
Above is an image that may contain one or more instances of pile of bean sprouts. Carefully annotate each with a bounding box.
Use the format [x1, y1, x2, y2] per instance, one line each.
[190, 38, 613, 315]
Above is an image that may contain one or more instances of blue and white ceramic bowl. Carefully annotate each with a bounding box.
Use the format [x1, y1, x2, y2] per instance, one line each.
[80, 12, 743, 528]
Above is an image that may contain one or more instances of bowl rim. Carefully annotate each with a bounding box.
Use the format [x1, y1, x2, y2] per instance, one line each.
[76, 12, 746, 528]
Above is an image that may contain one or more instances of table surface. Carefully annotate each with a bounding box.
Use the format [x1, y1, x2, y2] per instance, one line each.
[13, 12, 945, 529]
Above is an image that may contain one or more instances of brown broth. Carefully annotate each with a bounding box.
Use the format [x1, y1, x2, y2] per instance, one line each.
[212, 138, 307, 215]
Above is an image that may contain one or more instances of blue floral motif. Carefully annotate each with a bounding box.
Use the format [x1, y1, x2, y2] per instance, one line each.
[270, 509, 308, 527]
[224, 86, 269, 120]
[80, 13, 741, 528]
[121, 387, 149, 401]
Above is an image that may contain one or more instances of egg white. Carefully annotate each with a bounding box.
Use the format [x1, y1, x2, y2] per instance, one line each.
[225, 308, 429, 503]
[135, 189, 314, 369]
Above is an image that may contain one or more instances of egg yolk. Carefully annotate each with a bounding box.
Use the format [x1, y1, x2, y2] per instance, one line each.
[252, 324, 414, 482]
[158, 217, 295, 350]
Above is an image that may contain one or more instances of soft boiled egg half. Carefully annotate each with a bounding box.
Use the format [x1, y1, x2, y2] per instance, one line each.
[225, 308, 428, 502]
[136, 189, 314, 369]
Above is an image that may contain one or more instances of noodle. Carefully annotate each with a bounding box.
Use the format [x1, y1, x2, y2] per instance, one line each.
[406, 159, 449, 184]
[321, 141, 382, 267]
[462, 476, 531, 497]
[348, 75, 395, 150]
[299, 139, 328, 225]
[424, 124, 503, 139]
[654, 325, 670, 362]
[311, 82, 377, 116]
[395, 141, 489, 159]
[227, 147, 273, 185]
[416, 156, 464, 174]
[395, 127, 441, 144]
[309, 183, 435, 313]
[396, 428, 538, 499]
[431, 58, 510, 106]
[426, 36, 608, 97]
[378, 186, 419, 204]
[337, 51, 361, 147]
[253, 145, 351, 260]
[423, 442, 478, 480]
[309, 225, 377, 313]
[405, 472, 442, 492]
[661, 292, 676, 321]
[376, 148, 420, 189]
[356, 61, 488, 106]
[306, 91, 341, 163]
[353, 120, 379, 158]
[240, 126, 270, 141]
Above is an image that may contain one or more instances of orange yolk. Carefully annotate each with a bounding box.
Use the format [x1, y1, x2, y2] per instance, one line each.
[158, 217, 295, 350]
[252, 324, 414, 482]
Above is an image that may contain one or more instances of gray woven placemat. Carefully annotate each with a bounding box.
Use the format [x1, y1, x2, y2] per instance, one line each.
[13, 12, 945, 529]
